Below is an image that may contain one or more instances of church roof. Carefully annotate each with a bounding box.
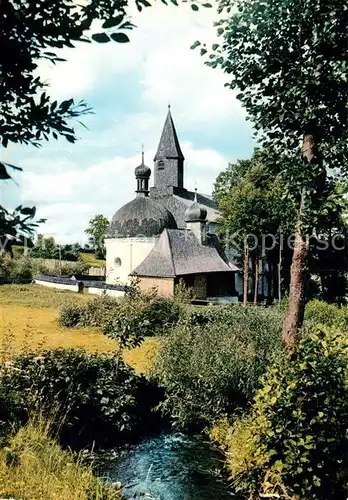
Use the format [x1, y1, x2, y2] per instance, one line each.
[131, 228, 238, 277]
[154, 108, 185, 161]
[151, 190, 220, 228]
[108, 196, 177, 238]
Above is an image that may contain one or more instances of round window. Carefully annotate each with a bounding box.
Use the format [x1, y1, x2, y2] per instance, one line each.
[114, 257, 122, 268]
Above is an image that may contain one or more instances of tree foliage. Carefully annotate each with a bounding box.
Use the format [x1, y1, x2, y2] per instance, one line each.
[196, 0, 348, 344]
[85, 214, 109, 259]
[214, 149, 297, 251]
[202, 0, 348, 172]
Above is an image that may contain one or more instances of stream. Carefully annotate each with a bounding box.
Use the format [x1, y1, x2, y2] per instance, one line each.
[97, 433, 236, 500]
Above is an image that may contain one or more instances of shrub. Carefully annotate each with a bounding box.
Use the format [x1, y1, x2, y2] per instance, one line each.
[0, 349, 163, 449]
[59, 302, 85, 327]
[0, 255, 34, 282]
[152, 305, 283, 429]
[59, 294, 183, 340]
[305, 299, 348, 330]
[223, 326, 348, 500]
[58, 296, 117, 329]
[174, 278, 195, 304]
[103, 297, 182, 352]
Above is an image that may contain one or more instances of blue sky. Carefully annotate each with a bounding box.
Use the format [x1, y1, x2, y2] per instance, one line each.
[2, 3, 255, 243]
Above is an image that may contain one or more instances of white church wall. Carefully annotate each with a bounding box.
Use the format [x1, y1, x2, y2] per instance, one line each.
[105, 236, 157, 285]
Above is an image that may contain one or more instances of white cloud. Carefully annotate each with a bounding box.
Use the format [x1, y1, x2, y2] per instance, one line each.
[7, 3, 252, 244]
[19, 143, 228, 243]
[37, 3, 244, 125]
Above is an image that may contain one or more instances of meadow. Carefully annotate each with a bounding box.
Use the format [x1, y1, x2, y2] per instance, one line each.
[0, 284, 158, 373]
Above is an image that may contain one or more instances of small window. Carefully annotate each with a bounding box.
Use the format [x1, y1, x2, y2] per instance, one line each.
[157, 160, 164, 170]
[114, 257, 122, 268]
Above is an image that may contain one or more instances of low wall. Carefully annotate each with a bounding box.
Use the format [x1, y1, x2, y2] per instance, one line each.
[34, 274, 125, 296]
[35, 279, 81, 293]
[88, 287, 124, 298]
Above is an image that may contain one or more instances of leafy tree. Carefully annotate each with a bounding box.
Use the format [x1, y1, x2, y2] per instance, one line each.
[214, 150, 297, 304]
[199, 0, 348, 348]
[85, 214, 109, 259]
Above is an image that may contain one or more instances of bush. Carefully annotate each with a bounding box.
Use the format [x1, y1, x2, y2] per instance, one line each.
[59, 294, 183, 341]
[59, 302, 84, 327]
[0, 255, 34, 282]
[152, 305, 283, 429]
[305, 299, 348, 330]
[59, 296, 117, 329]
[0, 349, 163, 449]
[222, 326, 348, 500]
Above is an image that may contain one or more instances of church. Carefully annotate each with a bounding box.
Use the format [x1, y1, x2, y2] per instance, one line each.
[105, 107, 239, 302]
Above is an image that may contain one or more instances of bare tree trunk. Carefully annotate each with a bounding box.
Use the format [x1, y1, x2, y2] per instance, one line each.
[278, 227, 282, 302]
[254, 258, 259, 305]
[282, 133, 318, 349]
[243, 246, 249, 307]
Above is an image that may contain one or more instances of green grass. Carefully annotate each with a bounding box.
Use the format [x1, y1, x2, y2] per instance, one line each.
[0, 284, 92, 308]
[0, 418, 121, 500]
[79, 252, 106, 267]
[0, 284, 159, 374]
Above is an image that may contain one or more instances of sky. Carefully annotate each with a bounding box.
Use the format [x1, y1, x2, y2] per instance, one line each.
[2, 3, 255, 243]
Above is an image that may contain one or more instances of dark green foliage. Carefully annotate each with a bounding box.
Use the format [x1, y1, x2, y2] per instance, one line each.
[225, 326, 348, 499]
[0, 349, 162, 449]
[103, 297, 182, 346]
[152, 305, 284, 429]
[0, 255, 89, 282]
[205, 0, 348, 172]
[59, 295, 182, 345]
[59, 296, 117, 329]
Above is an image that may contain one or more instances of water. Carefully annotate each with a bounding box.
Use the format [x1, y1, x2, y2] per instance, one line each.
[97, 433, 235, 500]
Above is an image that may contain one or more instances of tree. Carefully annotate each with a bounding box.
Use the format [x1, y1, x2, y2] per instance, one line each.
[215, 151, 348, 306]
[85, 215, 109, 259]
[199, 0, 348, 348]
[1, 0, 210, 244]
[214, 149, 297, 304]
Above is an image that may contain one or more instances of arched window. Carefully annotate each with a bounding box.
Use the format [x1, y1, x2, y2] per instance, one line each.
[157, 160, 164, 170]
[114, 257, 122, 268]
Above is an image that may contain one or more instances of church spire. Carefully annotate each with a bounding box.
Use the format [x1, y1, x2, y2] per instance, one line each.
[152, 107, 185, 192]
[154, 107, 184, 161]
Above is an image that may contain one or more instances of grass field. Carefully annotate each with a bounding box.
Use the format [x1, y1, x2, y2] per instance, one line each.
[0, 285, 158, 374]
[79, 252, 106, 267]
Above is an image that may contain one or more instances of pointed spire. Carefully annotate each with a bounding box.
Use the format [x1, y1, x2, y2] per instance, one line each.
[154, 107, 184, 161]
[141, 143, 145, 165]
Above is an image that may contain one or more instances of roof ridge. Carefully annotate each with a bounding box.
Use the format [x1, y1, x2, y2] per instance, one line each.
[164, 228, 176, 276]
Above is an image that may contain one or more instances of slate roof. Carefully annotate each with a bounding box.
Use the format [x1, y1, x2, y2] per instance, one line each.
[151, 190, 220, 228]
[131, 229, 239, 277]
[154, 108, 185, 161]
[108, 196, 177, 238]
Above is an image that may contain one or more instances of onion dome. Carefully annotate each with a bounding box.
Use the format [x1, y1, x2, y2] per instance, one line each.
[185, 190, 207, 222]
[108, 196, 177, 238]
[135, 152, 151, 178]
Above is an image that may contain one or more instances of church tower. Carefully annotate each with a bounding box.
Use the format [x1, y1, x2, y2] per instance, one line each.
[152, 106, 185, 195]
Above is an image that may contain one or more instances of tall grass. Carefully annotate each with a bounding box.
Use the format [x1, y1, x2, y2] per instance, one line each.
[0, 417, 121, 500]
